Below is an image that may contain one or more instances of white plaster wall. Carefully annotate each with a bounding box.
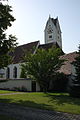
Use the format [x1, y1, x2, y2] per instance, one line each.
[45, 18, 57, 44]
[4, 63, 22, 79]
[0, 79, 32, 91]
[0, 79, 40, 92]
[44, 17, 62, 49]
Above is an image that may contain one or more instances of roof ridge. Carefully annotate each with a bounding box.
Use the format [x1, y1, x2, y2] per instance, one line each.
[17, 41, 40, 48]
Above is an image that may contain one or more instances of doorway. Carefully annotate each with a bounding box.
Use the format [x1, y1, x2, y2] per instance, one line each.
[32, 81, 36, 92]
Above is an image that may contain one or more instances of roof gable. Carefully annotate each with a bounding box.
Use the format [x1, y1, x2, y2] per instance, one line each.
[10, 41, 39, 63]
[59, 52, 78, 75]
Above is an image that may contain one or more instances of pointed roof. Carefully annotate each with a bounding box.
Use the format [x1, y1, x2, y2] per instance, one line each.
[10, 41, 39, 64]
[45, 16, 58, 30]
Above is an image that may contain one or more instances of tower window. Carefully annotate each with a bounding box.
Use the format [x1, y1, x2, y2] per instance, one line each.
[49, 35, 52, 38]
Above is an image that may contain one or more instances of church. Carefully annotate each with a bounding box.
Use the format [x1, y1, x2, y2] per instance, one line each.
[0, 16, 77, 91]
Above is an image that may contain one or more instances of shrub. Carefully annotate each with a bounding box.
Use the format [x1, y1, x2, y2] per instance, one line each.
[69, 83, 80, 98]
[50, 72, 68, 92]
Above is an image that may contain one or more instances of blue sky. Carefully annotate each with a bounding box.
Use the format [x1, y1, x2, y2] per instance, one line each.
[5, 0, 80, 53]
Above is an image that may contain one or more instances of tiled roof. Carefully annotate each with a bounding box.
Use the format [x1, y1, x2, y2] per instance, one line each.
[59, 52, 78, 75]
[39, 42, 59, 50]
[10, 41, 39, 64]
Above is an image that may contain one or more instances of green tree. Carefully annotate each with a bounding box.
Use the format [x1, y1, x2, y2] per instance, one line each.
[69, 44, 80, 97]
[73, 44, 80, 84]
[22, 47, 64, 92]
[20, 67, 27, 78]
[51, 72, 68, 92]
[0, 2, 17, 68]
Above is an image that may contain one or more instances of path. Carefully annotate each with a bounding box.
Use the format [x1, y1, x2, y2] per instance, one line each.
[0, 103, 80, 120]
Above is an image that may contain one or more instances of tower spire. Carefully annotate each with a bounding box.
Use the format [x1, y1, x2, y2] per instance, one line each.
[49, 14, 51, 18]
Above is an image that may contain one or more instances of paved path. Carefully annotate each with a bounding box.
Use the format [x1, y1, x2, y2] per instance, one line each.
[0, 103, 80, 120]
[0, 92, 26, 96]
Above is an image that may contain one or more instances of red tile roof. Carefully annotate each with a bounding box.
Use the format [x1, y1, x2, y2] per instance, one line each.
[59, 52, 78, 75]
[11, 41, 39, 64]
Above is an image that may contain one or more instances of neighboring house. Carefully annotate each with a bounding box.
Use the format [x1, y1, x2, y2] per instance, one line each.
[59, 52, 78, 85]
[0, 16, 77, 91]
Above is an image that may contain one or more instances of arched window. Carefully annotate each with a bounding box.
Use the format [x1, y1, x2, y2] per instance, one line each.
[6, 67, 10, 79]
[13, 66, 17, 78]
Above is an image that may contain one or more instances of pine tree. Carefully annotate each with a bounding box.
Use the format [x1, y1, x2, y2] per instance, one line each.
[69, 44, 80, 97]
[73, 44, 80, 84]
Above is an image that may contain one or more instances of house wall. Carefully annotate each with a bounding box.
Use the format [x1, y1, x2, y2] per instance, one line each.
[7, 63, 21, 79]
[0, 79, 32, 91]
[0, 63, 40, 92]
[0, 79, 40, 92]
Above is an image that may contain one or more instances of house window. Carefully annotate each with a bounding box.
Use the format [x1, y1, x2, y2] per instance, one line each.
[6, 67, 10, 79]
[49, 35, 52, 38]
[13, 66, 17, 78]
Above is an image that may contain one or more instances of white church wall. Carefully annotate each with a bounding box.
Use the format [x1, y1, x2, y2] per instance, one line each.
[44, 17, 62, 49]
[0, 79, 32, 91]
[5, 63, 22, 79]
[45, 19, 57, 44]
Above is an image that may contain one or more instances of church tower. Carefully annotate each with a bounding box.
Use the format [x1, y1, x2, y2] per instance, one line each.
[44, 16, 62, 49]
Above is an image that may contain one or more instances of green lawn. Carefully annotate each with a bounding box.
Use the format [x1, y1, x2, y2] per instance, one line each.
[0, 91, 80, 114]
[0, 90, 18, 94]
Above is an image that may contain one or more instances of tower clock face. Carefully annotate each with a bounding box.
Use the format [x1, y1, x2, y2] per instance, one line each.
[47, 25, 53, 34]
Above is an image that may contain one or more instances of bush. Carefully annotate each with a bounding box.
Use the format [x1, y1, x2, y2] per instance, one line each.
[69, 84, 80, 98]
[50, 73, 68, 92]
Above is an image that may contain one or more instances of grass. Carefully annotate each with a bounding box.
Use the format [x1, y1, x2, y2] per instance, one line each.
[0, 91, 80, 114]
[0, 90, 17, 94]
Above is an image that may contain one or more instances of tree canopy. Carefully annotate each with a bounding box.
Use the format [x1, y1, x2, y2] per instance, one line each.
[0, 3, 17, 68]
[69, 44, 80, 98]
[21, 47, 64, 92]
[73, 44, 80, 84]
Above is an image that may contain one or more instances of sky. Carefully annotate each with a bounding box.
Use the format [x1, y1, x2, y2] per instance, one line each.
[2, 0, 80, 53]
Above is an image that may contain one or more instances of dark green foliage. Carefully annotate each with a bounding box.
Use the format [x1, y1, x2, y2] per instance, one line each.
[0, 3, 15, 33]
[50, 72, 68, 92]
[0, 3, 17, 68]
[22, 47, 64, 92]
[20, 67, 27, 78]
[69, 84, 80, 98]
[73, 45, 80, 84]
[69, 44, 80, 98]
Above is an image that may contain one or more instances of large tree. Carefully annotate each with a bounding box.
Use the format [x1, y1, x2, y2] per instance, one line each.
[21, 47, 64, 92]
[69, 44, 80, 97]
[0, 2, 17, 68]
[73, 44, 80, 84]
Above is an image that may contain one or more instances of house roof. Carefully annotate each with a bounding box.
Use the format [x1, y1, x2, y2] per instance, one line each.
[59, 52, 78, 75]
[10, 41, 39, 64]
[39, 42, 59, 50]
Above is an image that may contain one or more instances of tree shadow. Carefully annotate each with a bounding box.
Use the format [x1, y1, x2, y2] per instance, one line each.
[45, 93, 80, 106]
[0, 98, 56, 111]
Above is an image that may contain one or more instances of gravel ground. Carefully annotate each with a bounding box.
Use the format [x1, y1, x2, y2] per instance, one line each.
[0, 103, 80, 120]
